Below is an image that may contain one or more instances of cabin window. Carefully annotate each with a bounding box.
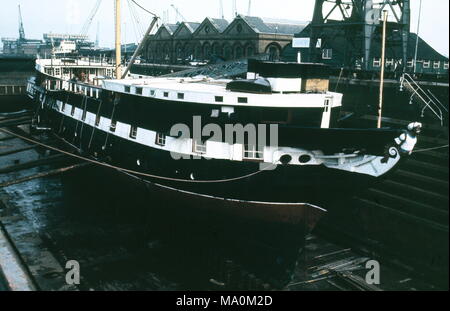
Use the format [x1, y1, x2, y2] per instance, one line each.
[373, 58, 381, 67]
[55, 68, 60, 76]
[322, 49, 332, 60]
[193, 140, 207, 154]
[90, 69, 96, 74]
[211, 109, 220, 118]
[0, 86, 5, 95]
[433, 61, 441, 69]
[63, 68, 70, 75]
[135, 87, 143, 95]
[407, 60, 414, 68]
[177, 93, 184, 100]
[155, 133, 166, 146]
[124, 86, 131, 93]
[110, 120, 117, 132]
[444, 62, 449, 70]
[386, 59, 394, 66]
[130, 126, 138, 139]
[215, 96, 224, 103]
[164, 92, 169, 97]
[238, 97, 248, 104]
[243, 145, 264, 161]
[150, 90, 155, 96]
[423, 61, 430, 69]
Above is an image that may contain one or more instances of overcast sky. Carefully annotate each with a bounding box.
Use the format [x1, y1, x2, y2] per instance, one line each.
[0, 0, 448, 56]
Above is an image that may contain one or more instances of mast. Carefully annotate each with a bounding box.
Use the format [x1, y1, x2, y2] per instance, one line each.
[18, 5, 25, 41]
[413, 0, 423, 74]
[115, 0, 122, 79]
[377, 10, 388, 129]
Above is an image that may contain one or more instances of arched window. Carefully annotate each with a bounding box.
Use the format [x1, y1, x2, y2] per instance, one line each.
[245, 44, 255, 57]
[195, 44, 203, 60]
[175, 43, 183, 62]
[184, 43, 194, 61]
[266, 43, 281, 61]
[203, 42, 211, 60]
[223, 44, 232, 60]
[212, 42, 222, 57]
[163, 44, 171, 63]
[156, 45, 162, 61]
[234, 44, 243, 59]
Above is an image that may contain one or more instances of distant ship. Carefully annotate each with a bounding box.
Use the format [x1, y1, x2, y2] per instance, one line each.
[26, 1, 421, 231]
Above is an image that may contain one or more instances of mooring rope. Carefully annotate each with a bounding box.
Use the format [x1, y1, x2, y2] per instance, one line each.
[412, 144, 449, 153]
[0, 128, 276, 184]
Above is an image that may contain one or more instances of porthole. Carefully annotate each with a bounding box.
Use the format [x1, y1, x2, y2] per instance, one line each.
[280, 154, 292, 165]
[299, 154, 312, 164]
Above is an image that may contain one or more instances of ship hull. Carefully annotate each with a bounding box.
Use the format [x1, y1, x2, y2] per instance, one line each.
[61, 163, 325, 281]
[31, 84, 409, 220]
[42, 105, 386, 208]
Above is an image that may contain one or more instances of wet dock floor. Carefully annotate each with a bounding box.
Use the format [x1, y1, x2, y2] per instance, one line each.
[0, 128, 444, 291]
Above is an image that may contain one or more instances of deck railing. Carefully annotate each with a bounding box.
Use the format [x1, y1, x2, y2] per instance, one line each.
[400, 73, 447, 126]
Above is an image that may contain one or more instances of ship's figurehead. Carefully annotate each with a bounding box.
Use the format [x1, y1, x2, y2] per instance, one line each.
[396, 122, 423, 155]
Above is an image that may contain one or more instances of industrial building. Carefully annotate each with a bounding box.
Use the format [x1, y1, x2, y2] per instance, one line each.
[144, 15, 307, 64]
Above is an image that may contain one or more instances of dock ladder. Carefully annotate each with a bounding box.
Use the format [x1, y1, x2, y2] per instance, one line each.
[400, 73, 448, 126]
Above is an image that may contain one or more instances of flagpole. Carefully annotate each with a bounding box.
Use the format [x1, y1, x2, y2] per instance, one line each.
[115, 0, 122, 79]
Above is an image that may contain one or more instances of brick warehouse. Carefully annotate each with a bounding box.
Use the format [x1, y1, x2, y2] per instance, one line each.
[144, 15, 307, 64]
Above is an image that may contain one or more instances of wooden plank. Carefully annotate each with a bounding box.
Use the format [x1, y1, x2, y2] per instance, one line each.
[0, 163, 91, 188]
[0, 154, 68, 174]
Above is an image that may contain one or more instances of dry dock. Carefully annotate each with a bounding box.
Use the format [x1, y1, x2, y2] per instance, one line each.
[0, 110, 448, 291]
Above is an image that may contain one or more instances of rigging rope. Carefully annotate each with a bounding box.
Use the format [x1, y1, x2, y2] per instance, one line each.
[130, 0, 145, 36]
[0, 128, 276, 184]
[131, 0, 158, 18]
[127, 0, 143, 44]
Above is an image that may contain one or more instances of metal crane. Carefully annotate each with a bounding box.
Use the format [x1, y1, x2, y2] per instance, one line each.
[80, 0, 102, 38]
[219, 0, 224, 19]
[308, 0, 411, 71]
[170, 4, 187, 22]
[18, 5, 25, 41]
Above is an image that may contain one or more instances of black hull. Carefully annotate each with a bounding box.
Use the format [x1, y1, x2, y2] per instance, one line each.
[61, 164, 324, 282]
[41, 106, 384, 208]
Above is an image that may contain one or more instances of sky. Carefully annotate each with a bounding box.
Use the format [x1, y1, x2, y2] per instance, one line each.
[0, 0, 448, 57]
